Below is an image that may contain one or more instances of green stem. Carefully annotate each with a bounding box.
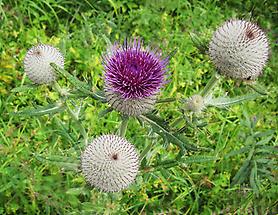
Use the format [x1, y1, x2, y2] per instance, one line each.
[139, 140, 155, 162]
[52, 82, 88, 145]
[52, 81, 64, 96]
[66, 102, 88, 145]
[119, 115, 129, 137]
[156, 98, 177, 103]
[51, 63, 106, 102]
[200, 72, 220, 97]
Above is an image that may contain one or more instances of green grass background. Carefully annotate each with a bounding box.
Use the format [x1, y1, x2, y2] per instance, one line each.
[0, 0, 277, 214]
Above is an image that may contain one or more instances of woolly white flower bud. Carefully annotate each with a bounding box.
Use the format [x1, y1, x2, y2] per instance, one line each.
[23, 44, 64, 84]
[105, 90, 156, 116]
[185, 94, 206, 113]
[209, 20, 269, 80]
[81, 135, 139, 192]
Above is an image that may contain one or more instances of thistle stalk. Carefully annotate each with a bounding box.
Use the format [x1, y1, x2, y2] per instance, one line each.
[139, 140, 155, 162]
[65, 102, 88, 145]
[52, 81, 88, 145]
[119, 115, 129, 137]
[200, 72, 220, 98]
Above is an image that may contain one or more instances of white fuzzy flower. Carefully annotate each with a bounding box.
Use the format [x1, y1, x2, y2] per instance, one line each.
[185, 94, 206, 113]
[105, 90, 156, 116]
[81, 135, 139, 192]
[209, 20, 269, 80]
[23, 44, 64, 84]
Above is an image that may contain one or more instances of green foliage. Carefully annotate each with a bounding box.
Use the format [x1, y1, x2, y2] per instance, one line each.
[0, 0, 277, 214]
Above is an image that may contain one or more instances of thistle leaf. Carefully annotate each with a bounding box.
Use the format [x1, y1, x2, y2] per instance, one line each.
[189, 32, 209, 54]
[11, 84, 37, 93]
[256, 146, 278, 154]
[181, 155, 218, 164]
[34, 154, 80, 171]
[253, 130, 275, 138]
[257, 168, 276, 182]
[51, 63, 106, 102]
[156, 98, 176, 103]
[141, 114, 198, 151]
[53, 117, 77, 144]
[250, 161, 259, 194]
[224, 145, 252, 158]
[98, 107, 113, 118]
[12, 102, 65, 116]
[207, 93, 261, 108]
[256, 135, 274, 145]
[231, 159, 251, 186]
[246, 82, 268, 95]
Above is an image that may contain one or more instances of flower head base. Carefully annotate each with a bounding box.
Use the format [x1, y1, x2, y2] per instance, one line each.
[103, 38, 169, 115]
[105, 91, 156, 116]
[81, 135, 139, 192]
[24, 44, 64, 84]
[209, 20, 269, 80]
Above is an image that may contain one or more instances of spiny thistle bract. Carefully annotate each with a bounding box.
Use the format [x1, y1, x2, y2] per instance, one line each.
[81, 134, 139, 192]
[23, 44, 64, 84]
[209, 19, 269, 80]
[103, 38, 169, 116]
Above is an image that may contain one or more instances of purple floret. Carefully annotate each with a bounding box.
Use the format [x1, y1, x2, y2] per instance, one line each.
[103, 38, 169, 99]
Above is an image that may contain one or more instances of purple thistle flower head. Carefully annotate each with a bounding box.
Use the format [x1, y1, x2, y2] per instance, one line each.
[103, 38, 169, 100]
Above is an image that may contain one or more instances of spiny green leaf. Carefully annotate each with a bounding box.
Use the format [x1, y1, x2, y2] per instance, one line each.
[250, 161, 259, 194]
[141, 114, 198, 151]
[225, 145, 252, 158]
[253, 130, 275, 138]
[255, 158, 276, 167]
[231, 159, 251, 186]
[256, 146, 278, 154]
[51, 63, 106, 102]
[156, 98, 176, 103]
[34, 154, 79, 171]
[53, 117, 77, 144]
[246, 82, 268, 95]
[189, 32, 209, 54]
[257, 168, 276, 182]
[181, 155, 218, 164]
[256, 135, 274, 145]
[98, 107, 113, 118]
[12, 103, 65, 116]
[207, 93, 261, 108]
[11, 84, 37, 93]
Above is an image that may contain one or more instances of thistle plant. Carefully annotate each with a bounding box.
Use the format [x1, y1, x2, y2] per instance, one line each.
[209, 20, 269, 81]
[24, 44, 64, 84]
[185, 19, 269, 114]
[185, 94, 209, 113]
[81, 135, 139, 192]
[103, 38, 169, 116]
[14, 18, 273, 195]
